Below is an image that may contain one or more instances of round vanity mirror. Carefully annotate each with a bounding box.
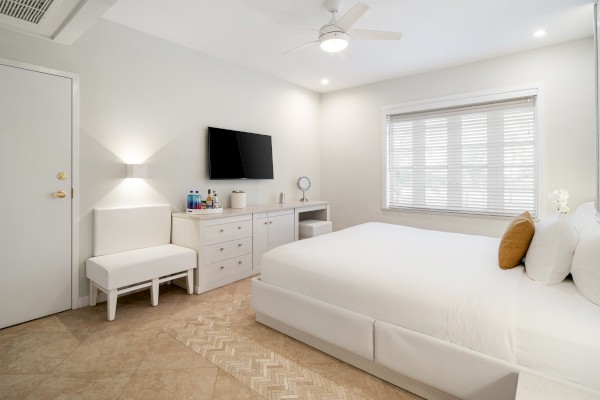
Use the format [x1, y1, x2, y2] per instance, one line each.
[297, 176, 311, 202]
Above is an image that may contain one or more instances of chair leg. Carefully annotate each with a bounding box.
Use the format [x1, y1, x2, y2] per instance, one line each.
[89, 281, 98, 306]
[107, 289, 117, 321]
[186, 269, 194, 295]
[151, 278, 159, 306]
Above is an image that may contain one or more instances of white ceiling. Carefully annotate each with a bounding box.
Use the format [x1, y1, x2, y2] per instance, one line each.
[102, 0, 594, 93]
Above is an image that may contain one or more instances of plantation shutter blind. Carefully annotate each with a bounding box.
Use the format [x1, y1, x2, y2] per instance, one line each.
[385, 96, 536, 217]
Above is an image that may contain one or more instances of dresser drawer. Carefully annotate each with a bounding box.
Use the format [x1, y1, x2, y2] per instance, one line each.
[206, 254, 252, 283]
[205, 237, 252, 264]
[205, 220, 252, 245]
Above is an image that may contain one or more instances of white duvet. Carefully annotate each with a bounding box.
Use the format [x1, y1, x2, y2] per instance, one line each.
[516, 275, 600, 389]
[260, 222, 524, 362]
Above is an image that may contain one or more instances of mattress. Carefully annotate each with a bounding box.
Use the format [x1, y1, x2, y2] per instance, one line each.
[260, 222, 524, 362]
[516, 275, 600, 390]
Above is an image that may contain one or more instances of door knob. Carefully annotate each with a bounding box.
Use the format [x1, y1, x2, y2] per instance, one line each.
[52, 190, 67, 198]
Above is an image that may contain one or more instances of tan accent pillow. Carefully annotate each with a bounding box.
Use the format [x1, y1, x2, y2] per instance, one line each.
[498, 211, 535, 270]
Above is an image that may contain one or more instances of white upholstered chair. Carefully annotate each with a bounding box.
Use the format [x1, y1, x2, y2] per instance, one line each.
[86, 204, 196, 321]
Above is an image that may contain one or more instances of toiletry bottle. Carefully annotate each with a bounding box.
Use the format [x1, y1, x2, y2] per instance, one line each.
[213, 191, 219, 209]
[194, 191, 201, 209]
[187, 190, 194, 210]
[206, 189, 213, 209]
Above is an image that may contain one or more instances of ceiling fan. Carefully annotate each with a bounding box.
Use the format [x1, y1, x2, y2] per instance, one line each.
[283, 0, 402, 56]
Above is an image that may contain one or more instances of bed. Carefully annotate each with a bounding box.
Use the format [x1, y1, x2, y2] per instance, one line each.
[251, 219, 600, 400]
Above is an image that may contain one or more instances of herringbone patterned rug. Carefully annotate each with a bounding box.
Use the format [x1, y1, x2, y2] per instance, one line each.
[164, 298, 366, 400]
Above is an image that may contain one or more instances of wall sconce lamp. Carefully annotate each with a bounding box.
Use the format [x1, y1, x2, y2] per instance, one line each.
[126, 164, 147, 179]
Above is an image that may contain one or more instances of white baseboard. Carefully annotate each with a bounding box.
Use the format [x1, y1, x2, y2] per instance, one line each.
[75, 296, 90, 308]
[78, 291, 107, 308]
[77, 296, 89, 308]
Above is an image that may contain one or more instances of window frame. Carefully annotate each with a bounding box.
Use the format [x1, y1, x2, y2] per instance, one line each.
[381, 83, 545, 218]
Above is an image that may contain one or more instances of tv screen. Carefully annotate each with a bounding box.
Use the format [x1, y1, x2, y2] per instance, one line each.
[208, 127, 274, 180]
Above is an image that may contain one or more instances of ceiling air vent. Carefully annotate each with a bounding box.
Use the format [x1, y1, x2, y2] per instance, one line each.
[0, 0, 55, 25]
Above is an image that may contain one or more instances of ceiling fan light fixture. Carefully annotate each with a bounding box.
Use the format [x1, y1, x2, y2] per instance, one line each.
[319, 31, 349, 53]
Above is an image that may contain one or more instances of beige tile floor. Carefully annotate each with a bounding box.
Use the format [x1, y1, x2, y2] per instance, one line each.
[0, 276, 422, 400]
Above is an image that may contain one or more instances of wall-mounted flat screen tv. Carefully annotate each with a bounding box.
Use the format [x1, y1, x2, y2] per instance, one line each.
[208, 127, 274, 180]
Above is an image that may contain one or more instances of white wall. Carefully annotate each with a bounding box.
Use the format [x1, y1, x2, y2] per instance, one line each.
[0, 20, 321, 299]
[0, 20, 594, 300]
[320, 38, 595, 237]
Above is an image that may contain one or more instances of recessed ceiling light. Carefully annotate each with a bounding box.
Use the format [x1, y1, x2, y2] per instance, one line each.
[321, 78, 329, 85]
[533, 29, 547, 38]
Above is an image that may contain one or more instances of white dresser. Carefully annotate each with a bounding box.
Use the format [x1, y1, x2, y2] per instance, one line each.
[172, 201, 329, 294]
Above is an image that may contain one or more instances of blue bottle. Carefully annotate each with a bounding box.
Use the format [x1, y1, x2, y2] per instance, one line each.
[194, 191, 201, 209]
[187, 190, 194, 209]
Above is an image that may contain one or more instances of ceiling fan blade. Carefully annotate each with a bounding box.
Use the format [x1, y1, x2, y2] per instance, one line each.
[336, 2, 369, 31]
[283, 41, 319, 55]
[351, 29, 403, 41]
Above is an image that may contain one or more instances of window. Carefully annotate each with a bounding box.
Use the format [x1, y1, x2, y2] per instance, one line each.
[384, 90, 538, 217]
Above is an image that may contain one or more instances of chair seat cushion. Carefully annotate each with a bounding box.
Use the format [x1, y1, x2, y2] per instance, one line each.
[86, 244, 196, 290]
[299, 219, 332, 237]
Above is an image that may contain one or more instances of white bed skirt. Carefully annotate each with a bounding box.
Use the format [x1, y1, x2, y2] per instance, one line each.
[252, 277, 521, 400]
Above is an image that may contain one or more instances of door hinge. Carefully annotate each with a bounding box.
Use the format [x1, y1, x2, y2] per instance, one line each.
[71, 188, 74, 198]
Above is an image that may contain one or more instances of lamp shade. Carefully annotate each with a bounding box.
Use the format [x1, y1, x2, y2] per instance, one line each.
[319, 31, 349, 53]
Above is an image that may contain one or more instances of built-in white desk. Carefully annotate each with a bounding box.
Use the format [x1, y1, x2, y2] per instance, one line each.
[171, 201, 329, 293]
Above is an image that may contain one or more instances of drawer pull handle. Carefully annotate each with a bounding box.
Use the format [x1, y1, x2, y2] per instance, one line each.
[238, 226, 242, 229]
[264, 221, 268, 225]
[220, 229, 224, 233]
[238, 244, 242, 247]
[269, 221, 273, 224]
[219, 248, 224, 251]
[220, 266, 224, 270]
[238, 261, 242, 264]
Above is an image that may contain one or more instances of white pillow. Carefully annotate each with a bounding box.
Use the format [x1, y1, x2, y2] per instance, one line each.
[569, 202, 597, 235]
[571, 206, 600, 306]
[525, 214, 578, 284]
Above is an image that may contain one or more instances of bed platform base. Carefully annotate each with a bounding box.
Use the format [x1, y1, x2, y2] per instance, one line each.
[252, 277, 522, 400]
[256, 312, 459, 400]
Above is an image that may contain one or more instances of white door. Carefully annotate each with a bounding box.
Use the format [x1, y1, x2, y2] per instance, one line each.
[0, 63, 73, 329]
